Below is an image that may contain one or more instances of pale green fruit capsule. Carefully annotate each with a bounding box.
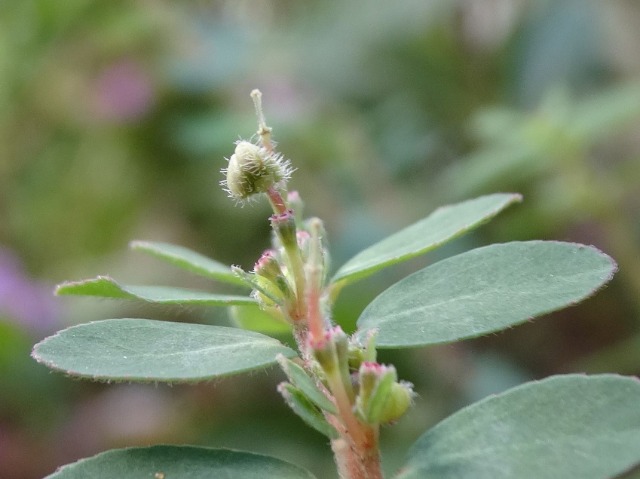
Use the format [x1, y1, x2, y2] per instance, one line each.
[356, 362, 414, 425]
[223, 141, 291, 201]
[377, 381, 413, 424]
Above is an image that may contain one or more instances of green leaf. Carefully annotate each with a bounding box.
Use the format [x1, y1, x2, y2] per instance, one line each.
[358, 241, 616, 348]
[332, 193, 522, 285]
[45, 445, 316, 479]
[229, 304, 292, 334]
[396, 374, 640, 479]
[56, 276, 255, 306]
[32, 319, 297, 382]
[277, 354, 338, 414]
[278, 382, 339, 439]
[130, 240, 247, 286]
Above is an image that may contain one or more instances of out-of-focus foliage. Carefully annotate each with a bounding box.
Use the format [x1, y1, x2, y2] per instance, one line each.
[2, 1, 640, 478]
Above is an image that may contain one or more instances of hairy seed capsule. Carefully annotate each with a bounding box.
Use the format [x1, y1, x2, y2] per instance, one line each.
[224, 141, 291, 201]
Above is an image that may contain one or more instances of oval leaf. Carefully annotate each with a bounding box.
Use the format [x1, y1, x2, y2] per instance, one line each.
[130, 240, 247, 286]
[332, 193, 521, 285]
[357, 241, 616, 348]
[32, 319, 297, 382]
[396, 374, 640, 479]
[46, 445, 316, 479]
[56, 276, 255, 306]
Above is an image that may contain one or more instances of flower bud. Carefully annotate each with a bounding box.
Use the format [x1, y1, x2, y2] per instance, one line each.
[223, 141, 291, 201]
[310, 331, 338, 374]
[270, 210, 298, 250]
[254, 250, 282, 279]
[254, 250, 293, 300]
[287, 190, 304, 224]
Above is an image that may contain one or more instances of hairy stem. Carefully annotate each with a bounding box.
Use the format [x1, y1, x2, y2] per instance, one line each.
[267, 186, 287, 214]
[305, 218, 326, 340]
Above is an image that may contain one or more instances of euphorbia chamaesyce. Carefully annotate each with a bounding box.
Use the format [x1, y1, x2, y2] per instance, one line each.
[33, 91, 640, 479]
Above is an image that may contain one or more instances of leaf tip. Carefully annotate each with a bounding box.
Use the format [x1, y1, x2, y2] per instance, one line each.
[510, 192, 524, 203]
[275, 352, 288, 367]
[31, 332, 58, 367]
[129, 240, 148, 250]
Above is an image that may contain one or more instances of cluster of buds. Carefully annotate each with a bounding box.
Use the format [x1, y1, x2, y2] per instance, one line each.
[225, 146, 328, 327]
[276, 328, 414, 441]
[224, 91, 414, 454]
[312, 328, 414, 426]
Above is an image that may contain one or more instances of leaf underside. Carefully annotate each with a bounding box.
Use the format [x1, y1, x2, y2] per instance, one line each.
[45, 445, 317, 479]
[397, 374, 640, 479]
[357, 241, 616, 348]
[332, 193, 522, 285]
[130, 240, 247, 286]
[32, 319, 297, 382]
[56, 276, 255, 306]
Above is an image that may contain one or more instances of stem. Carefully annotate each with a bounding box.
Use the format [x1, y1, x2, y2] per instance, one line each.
[267, 186, 287, 214]
[325, 361, 382, 478]
[306, 283, 325, 343]
[251, 89, 274, 152]
[241, 90, 386, 478]
[305, 218, 326, 340]
[329, 415, 382, 479]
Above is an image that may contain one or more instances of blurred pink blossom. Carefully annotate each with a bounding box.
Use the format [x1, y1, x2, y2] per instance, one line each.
[0, 248, 59, 334]
[92, 59, 155, 122]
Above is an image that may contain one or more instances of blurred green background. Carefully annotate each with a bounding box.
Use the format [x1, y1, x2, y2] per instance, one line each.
[1, 1, 640, 478]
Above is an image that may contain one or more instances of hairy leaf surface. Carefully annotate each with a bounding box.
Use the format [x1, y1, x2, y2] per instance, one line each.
[56, 276, 254, 306]
[397, 375, 640, 479]
[358, 241, 616, 347]
[332, 193, 521, 285]
[33, 319, 296, 382]
[46, 445, 316, 479]
[131, 240, 246, 286]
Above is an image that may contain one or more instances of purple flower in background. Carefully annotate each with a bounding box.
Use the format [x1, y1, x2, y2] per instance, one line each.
[92, 59, 155, 122]
[0, 249, 59, 335]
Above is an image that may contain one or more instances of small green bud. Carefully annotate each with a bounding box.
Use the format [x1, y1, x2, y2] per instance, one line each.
[356, 362, 413, 425]
[223, 141, 291, 201]
[332, 326, 356, 401]
[310, 332, 338, 374]
[348, 331, 378, 370]
[378, 381, 413, 424]
[254, 250, 293, 300]
[309, 327, 347, 372]
[270, 210, 298, 250]
[254, 250, 282, 278]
